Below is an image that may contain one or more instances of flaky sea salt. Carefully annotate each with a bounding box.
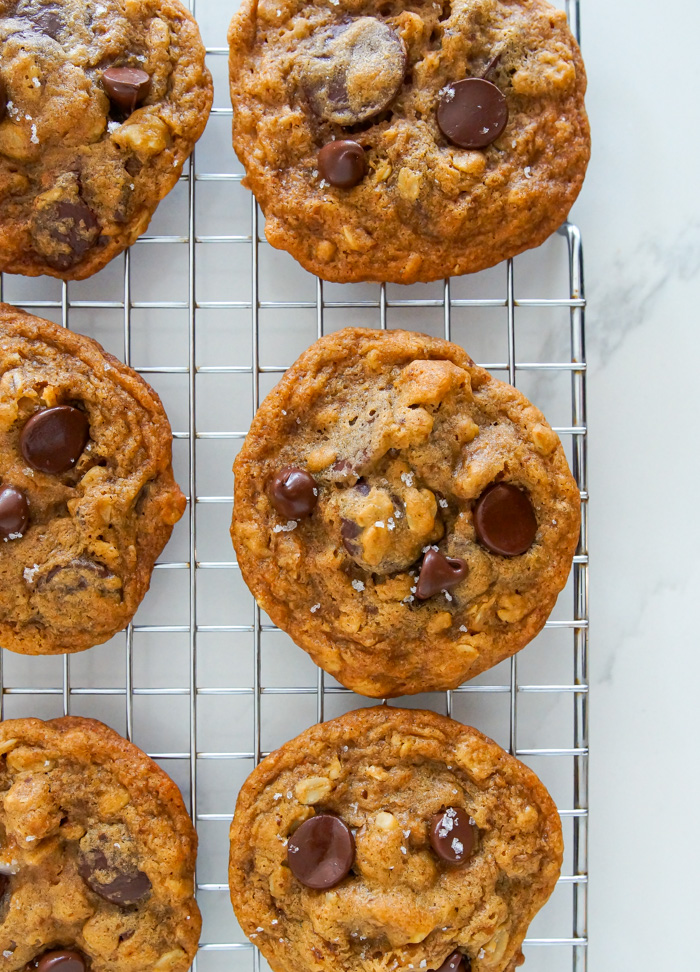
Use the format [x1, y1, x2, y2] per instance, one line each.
[352, 579, 365, 592]
[310, 603, 321, 614]
[273, 520, 297, 533]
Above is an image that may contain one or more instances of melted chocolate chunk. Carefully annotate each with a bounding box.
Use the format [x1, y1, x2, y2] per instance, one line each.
[33, 7, 63, 39]
[0, 874, 8, 897]
[37, 558, 114, 594]
[302, 18, 406, 125]
[318, 140, 367, 188]
[78, 844, 152, 906]
[415, 549, 468, 600]
[431, 952, 470, 972]
[437, 78, 509, 149]
[0, 78, 7, 123]
[287, 815, 355, 889]
[270, 467, 318, 519]
[102, 67, 151, 115]
[20, 406, 89, 475]
[51, 202, 101, 267]
[473, 483, 537, 556]
[429, 807, 476, 865]
[0, 486, 30, 540]
[35, 952, 86, 972]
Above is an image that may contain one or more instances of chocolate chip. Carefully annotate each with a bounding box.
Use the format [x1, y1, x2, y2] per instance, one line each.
[33, 7, 63, 39]
[429, 807, 476, 865]
[287, 815, 355, 889]
[437, 78, 509, 149]
[303, 18, 406, 125]
[102, 67, 151, 115]
[0, 874, 8, 896]
[78, 848, 151, 906]
[0, 486, 30, 540]
[35, 951, 86, 972]
[52, 202, 101, 265]
[473, 483, 537, 556]
[0, 78, 7, 123]
[354, 479, 371, 496]
[415, 549, 467, 600]
[270, 467, 318, 519]
[431, 952, 470, 972]
[318, 140, 367, 188]
[20, 406, 89, 475]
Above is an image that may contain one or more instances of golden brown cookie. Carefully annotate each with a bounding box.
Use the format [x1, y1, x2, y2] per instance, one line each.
[0, 716, 200, 972]
[229, 706, 563, 972]
[231, 328, 580, 698]
[0, 304, 186, 655]
[0, 0, 213, 279]
[228, 0, 590, 284]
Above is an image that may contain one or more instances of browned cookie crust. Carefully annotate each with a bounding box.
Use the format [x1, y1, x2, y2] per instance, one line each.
[229, 706, 563, 972]
[228, 0, 590, 284]
[0, 716, 200, 972]
[231, 328, 580, 698]
[0, 305, 186, 655]
[0, 0, 212, 280]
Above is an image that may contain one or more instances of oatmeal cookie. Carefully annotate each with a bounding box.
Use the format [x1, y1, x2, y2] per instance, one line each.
[231, 328, 580, 698]
[0, 0, 212, 279]
[228, 0, 590, 284]
[0, 716, 200, 972]
[229, 706, 563, 972]
[0, 304, 186, 655]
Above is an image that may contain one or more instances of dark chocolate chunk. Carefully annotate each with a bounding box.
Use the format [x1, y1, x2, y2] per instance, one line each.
[78, 846, 152, 906]
[35, 951, 86, 972]
[303, 18, 406, 125]
[0, 486, 30, 540]
[415, 548, 468, 600]
[102, 67, 152, 115]
[473, 483, 537, 556]
[20, 406, 89, 475]
[431, 951, 470, 972]
[0, 78, 7, 123]
[318, 140, 367, 188]
[429, 807, 476, 865]
[52, 202, 101, 265]
[287, 815, 355, 889]
[270, 466, 318, 519]
[0, 874, 8, 896]
[33, 7, 63, 39]
[437, 78, 508, 149]
[37, 558, 114, 594]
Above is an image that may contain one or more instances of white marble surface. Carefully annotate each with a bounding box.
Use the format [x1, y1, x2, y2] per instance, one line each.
[579, 0, 700, 967]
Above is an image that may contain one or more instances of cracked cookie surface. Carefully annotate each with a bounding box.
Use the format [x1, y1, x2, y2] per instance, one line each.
[0, 0, 212, 280]
[0, 716, 200, 972]
[0, 305, 186, 655]
[229, 706, 563, 972]
[231, 328, 580, 698]
[228, 0, 590, 284]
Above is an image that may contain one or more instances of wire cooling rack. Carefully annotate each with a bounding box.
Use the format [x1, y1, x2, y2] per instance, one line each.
[0, 1, 588, 969]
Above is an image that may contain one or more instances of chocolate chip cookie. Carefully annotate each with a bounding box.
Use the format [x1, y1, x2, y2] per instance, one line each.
[0, 0, 213, 280]
[228, 0, 590, 284]
[232, 328, 580, 698]
[229, 706, 563, 972]
[0, 304, 186, 655]
[0, 716, 200, 972]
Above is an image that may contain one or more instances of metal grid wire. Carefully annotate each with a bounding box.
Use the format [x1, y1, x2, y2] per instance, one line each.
[0, 0, 588, 969]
